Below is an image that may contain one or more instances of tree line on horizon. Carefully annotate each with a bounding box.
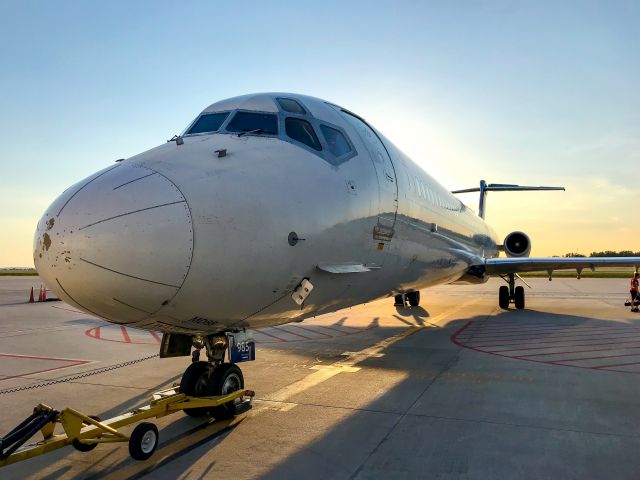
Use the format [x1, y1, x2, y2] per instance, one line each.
[562, 251, 640, 258]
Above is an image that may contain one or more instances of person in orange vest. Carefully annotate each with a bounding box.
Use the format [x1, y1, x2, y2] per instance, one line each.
[631, 273, 640, 312]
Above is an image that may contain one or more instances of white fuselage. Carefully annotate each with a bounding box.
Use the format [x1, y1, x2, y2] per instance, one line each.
[34, 93, 499, 334]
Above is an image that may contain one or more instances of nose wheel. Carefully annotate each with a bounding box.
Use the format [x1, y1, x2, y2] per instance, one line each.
[180, 333, 248, 419]
[499, 274, 525, 310]
[180, 362, 245, 418]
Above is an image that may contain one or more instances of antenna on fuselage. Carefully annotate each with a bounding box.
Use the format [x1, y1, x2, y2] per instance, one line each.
[451, 180, 565, 219]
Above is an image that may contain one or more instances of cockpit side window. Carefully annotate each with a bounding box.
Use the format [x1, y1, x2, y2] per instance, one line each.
[285, 118, 322, 151]
[319, 125, 351, 157]
[226, 112, 278, 135]
[276, 97, 307, 114]
[186, 112, 229, 135]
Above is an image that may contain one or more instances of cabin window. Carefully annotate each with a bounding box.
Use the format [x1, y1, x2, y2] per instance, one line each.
[226, 112, 278, 135]
[285, 117, 322, 151]
[186, 112, 229, 135]
[320, 125, 351, 157]
[277, 97, 307, 114]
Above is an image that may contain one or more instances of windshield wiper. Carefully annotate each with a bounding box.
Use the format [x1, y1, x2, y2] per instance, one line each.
[237, 128, 263, 137]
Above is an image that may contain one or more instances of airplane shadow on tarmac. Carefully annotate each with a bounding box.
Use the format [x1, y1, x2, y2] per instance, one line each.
[11, 309, 640, 479]
[64, 318, 110, 327]
[394, 305, 430, 326]
[256, 310, 640, 480]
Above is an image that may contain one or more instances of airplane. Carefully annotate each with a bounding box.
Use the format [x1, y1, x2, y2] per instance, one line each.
[33, 92, 640, 418]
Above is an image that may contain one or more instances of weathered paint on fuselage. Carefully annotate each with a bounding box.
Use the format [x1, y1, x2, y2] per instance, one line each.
[34, 93, 499, 334]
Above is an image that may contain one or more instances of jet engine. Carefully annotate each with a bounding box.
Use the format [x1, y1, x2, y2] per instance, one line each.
[502, 231, 531, 257]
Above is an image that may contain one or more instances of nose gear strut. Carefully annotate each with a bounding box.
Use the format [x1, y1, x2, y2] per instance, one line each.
[191, 335, 228, 363]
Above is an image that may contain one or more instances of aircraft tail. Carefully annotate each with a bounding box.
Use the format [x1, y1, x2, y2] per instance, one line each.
[451, 180, 565, 219]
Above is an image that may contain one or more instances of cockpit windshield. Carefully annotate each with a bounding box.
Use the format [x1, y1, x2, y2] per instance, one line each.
[226, 112, 278, 135]
[186, 112, 229, 135]
[180, 97, 355, 165]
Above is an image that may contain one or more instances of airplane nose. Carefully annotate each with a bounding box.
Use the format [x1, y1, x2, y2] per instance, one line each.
[34, 164, 193, 324]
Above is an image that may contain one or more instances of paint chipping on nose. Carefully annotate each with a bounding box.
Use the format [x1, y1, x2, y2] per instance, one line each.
[34, 164, 194, 323]
[42, 233, 52, 251]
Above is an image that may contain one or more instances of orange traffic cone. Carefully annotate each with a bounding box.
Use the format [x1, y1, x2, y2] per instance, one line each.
[38, 285, 44, 302]
[42, 288, 47, 302]
[29, 287, 35, 303]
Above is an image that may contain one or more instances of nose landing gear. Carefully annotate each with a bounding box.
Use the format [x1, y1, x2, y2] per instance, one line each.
[180, 334, 249, 418]
[499, 273, 525, 310]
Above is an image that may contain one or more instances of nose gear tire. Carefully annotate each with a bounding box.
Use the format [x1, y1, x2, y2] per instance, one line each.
[210, 363, 244, 420]
[180, 361, 214, 417]
[179, 361, 244, 419]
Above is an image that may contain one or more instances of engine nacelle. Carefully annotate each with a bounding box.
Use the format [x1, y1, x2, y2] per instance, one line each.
[502, 231, 531, 257]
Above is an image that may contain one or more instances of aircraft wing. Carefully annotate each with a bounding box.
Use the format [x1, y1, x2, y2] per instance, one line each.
[484, 257, 640, 276]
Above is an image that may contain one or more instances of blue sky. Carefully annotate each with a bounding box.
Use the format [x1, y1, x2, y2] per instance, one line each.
[1, 1, 639, 265]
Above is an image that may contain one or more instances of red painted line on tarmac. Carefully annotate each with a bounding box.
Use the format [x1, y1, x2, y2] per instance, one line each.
[486, 339, 640, 354]
[458, 325, 640, 338]
[120, 325, 132, 343]
[83, 327, 158, 345]
[0, 363, 88, 382]
[289, 325, 332, 338]
[455, 325, 638, 339]
[466, 333, 640, 349]
[85, 326, 102, 340]
[517, 344, 640, 358]
[253, 322, 374, 344]
[463, 330, 640, 345]
[0, 358, 90, 382]
[313, 324, 356, 335]
[334, 323, 362, 331]
[459, 322, 581, 332]
[543, 352, 640, 364]
[464, 335, 640, 347]
[253, 329, 286, 342]
[450, 321, 640, 375]
[271, 325, 313, 340]
[85, 336, 157, 345]
[458, 323, 605, 333]
[594, 361, 640, 369]
[0, 352, 89, 363]
[456, 332, 616, 343]
[150, 331, 162, 343]
[460, 322, 627, 332]
[451, 321, 475, 348]
[601, 368, 640, 374]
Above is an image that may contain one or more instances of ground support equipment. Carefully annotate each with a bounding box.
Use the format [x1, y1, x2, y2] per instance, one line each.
[0, 386, 254, 467]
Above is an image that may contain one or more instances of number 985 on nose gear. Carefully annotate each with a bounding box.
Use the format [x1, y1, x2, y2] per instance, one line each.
[227, 332, 256, 363]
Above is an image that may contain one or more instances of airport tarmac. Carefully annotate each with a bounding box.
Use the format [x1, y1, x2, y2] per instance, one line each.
[1, 275, 640, 479]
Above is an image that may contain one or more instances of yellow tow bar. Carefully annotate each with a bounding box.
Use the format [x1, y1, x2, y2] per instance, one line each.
[0, 387, 254, 467]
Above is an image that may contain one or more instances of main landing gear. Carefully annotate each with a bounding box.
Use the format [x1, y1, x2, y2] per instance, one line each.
[394, 291, 421, 307]
[180, 335, 250, 419]
[499, 273, 525, 310]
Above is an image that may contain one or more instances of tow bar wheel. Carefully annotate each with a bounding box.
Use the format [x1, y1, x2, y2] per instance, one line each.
[72, 415, 102, 452]
[129, 422, 159, 461]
